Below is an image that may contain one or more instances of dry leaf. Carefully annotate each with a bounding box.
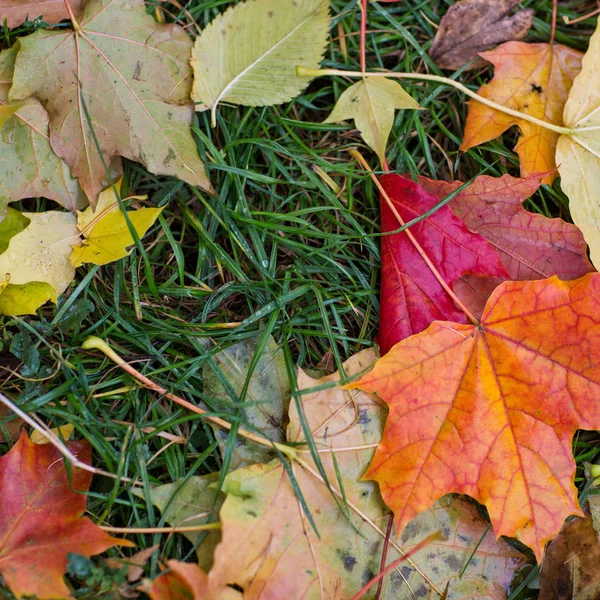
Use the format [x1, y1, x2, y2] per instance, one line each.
[429, 0, 533, 71]
[10, 0, 211, 205]
[461, 42, 582, 184]
[0, 0, 83, 27]
[351, 274, 600, 562]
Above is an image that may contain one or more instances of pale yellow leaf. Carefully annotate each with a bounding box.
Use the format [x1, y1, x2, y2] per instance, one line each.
[324, 77, 421, 164]
[71, 182, 163, 267]
[191, 0, 330, 126]
[31, 424, 74, 445]
[556, 20, 600, 267]
[0, 211, 79, 302]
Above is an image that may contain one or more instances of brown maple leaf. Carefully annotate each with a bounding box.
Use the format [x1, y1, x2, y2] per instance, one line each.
[0, 432, 132, 599]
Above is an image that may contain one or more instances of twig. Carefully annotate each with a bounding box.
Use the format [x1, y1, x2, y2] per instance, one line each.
[375, 514, 394, 599]
[360, 0, 367, 73]
[100, 523, 221, 534]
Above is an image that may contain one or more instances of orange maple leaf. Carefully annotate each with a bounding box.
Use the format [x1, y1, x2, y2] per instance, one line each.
[0, 431, 133, 599]
[460, 42, 582, 184]
[349, 274, 600, 561]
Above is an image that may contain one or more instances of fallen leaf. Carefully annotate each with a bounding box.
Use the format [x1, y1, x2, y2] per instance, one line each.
[202, 335, 290, 470]
[429, 0, 533, 71]
[0, 206, 29, 253]
[191, 0, 330, 126]
[0, 0, 83, 27]
[144, 474, 223, 571]
[207, 349, 524, 598]
[0, 210, 80, 315]
[377, 174, 506, 354]
[141, 559, 241, 600]
[30, 424, 74, 444]
[539, 512, 600, 599]
[461, 42, 582, 184]
[0, 281, 56, 315]
[9, 0, 211, 205]
[0, 47, 86, 219]
[418, 173, 595, 316]
[556, 19, 600, 270]
[324, 78, 421, 165]
[350, 273, 600, 562]
[125, 545, 159, 584]
[395, 496, 525, 600]
[0, 431, 132, 599]
[0, 405, 22, 443]
[70, 180, 163, 267]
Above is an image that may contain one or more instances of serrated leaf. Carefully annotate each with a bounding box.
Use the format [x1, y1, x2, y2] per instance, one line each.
[0, 46, 87, 220]
[71, 180, 163, 267]
[556, 19, 600, 270]
[0, 210, 79, 314]
[9, 0, 211, 205]
[191, 0, 330, 126]
[324, 77, 421, 165]
[351, 273, 600, 562]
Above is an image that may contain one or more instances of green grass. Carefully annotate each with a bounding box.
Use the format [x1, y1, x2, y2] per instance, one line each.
[1, 0, 600, 597]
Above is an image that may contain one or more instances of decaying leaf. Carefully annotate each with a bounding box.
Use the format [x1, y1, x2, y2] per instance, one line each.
[207, 348, 523, 598]
[191, 0, 330, 125]
[539, 512, 600, 599]
[324, 78, 421, 165]
[0, 0, 83, 27]
[350, 274, 600, 561]
[0, 46, 86, 220]
[202, 335, 290, 469]
[10, 0, 211, 205]
[396, 496, 525, 600]
[429, 0, 533, 71]
[0, 405, 22, 443]
[0, 210, 80, 315]
[418, 173, 595, 317]
[0, 431, 132, 599]
[141, 560, 241, 600]
[461, 42, 582, 183]
[378, 174, 506, 354]
[70, 180, 163, 267]
[556, 19, 600, 270]
[144, 474, 223, 571]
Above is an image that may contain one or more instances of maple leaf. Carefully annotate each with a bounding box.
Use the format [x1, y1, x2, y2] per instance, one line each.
[461, 42, 582, 184]
[324, 78, 421, 165]
[202, 335, 290, 470]
[0, 46, 86, 219]
[0, 431, 132, 599]
[350, 273, 600, 562]
[0, 0, 83, 27]
[377, 174, 506, 354]
[70, 180, 163, 267]
[142, 560, 241, 600]
[418, 173, 595, 316]
[191, 0, 330, 127]
[9, 0, 211, 206]
[0, 210, 80, 315]
[556, 20, 600, 270]
[539, 510, 600, 599]
[429, 0, 533, 71]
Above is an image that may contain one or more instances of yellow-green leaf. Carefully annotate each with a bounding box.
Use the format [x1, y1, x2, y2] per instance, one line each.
[0, 282, 56, 316]
[71, 182, 163, 267]
[191, 0, 330, 126]
[0, 211, 79, 309]
[0, 208, 30, 253]
[324, 77, 421, 165]
[556, 20, 600, 267]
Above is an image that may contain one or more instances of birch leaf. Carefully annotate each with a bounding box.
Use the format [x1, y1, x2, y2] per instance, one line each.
[9, 0, 211, 206]
[191, 0, 330, 126]
[0, 46, 87, 220]
[324, 78, 421, 165]
[71, 180, 163, 267]
[556, 19, 600, 269]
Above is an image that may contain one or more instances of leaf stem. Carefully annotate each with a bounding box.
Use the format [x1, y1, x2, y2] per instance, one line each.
[350, 150, 479, 325]
[360, 0, 367, 73]
[297, 67, 575, 135]
[81, 336, 297, 461]
[63, 0, 81, 32]
[100, 523, 221, 534]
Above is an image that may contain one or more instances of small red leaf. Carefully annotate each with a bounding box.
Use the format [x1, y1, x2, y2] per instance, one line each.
[378, 174, 507, 354]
